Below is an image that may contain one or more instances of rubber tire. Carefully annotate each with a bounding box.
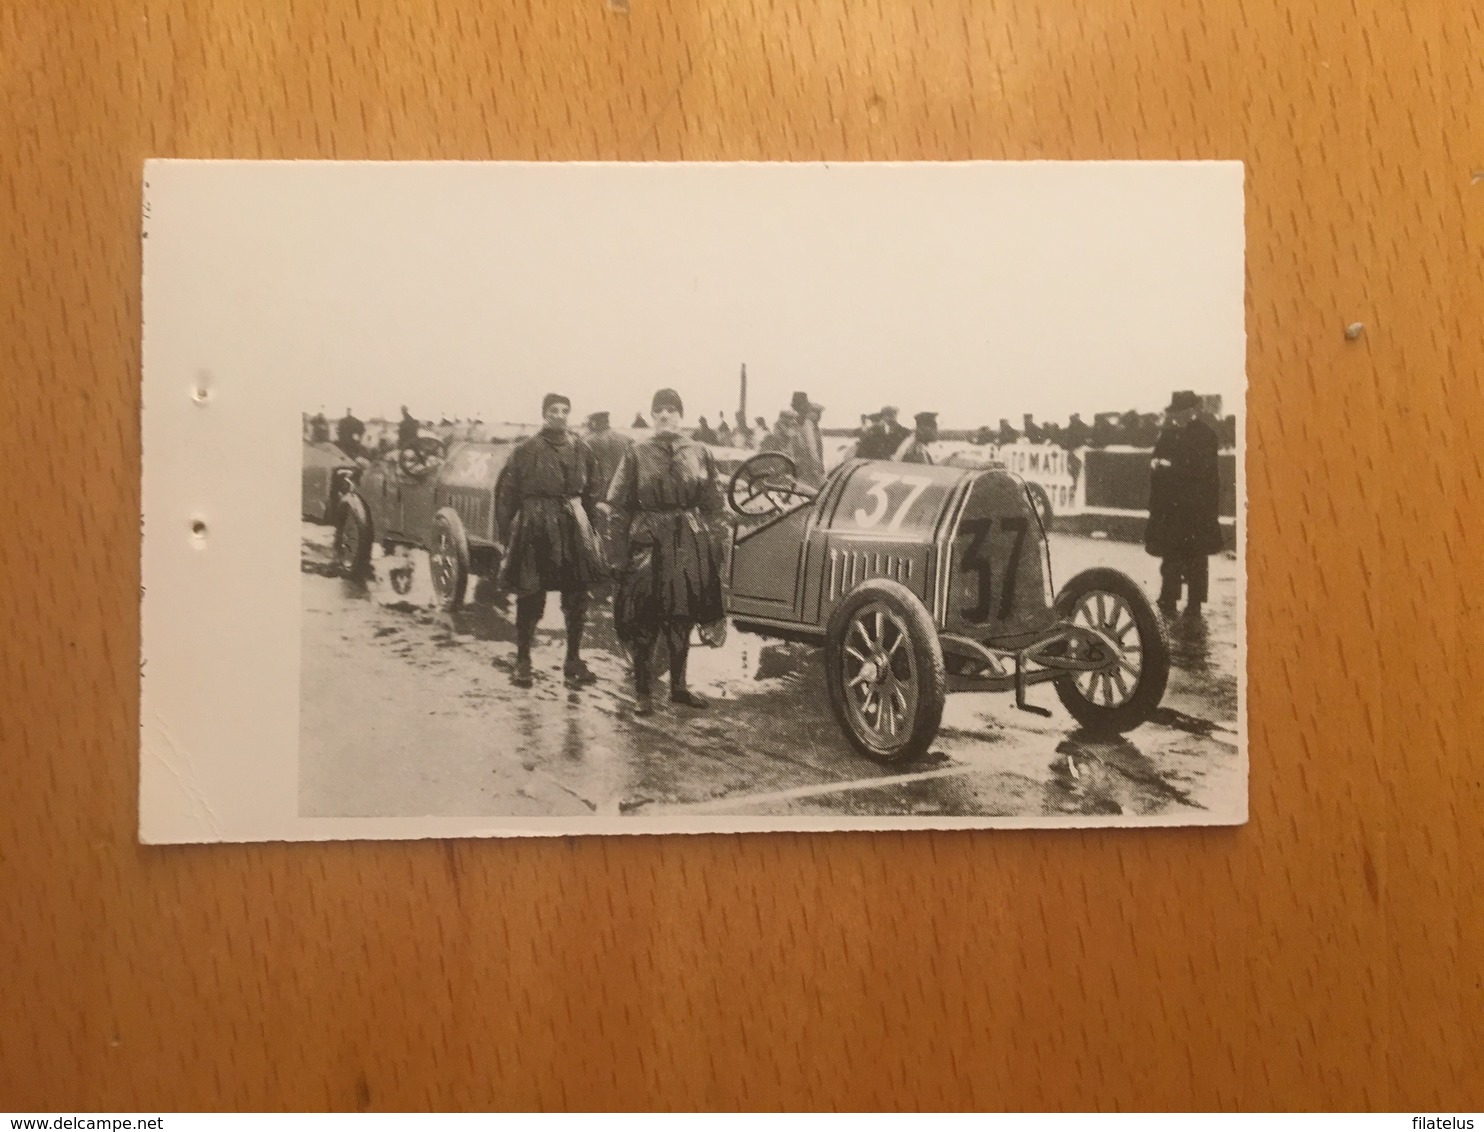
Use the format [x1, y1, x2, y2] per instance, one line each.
[824, 578, 947, 764]
[1025, 482, 1053, 529]
[430, 507, 470, 611]
[1052, 567, 1170, 734]
[334, 495, 373, 580]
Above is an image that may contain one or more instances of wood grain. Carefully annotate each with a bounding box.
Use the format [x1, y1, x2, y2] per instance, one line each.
[2, 0, 1480, 1111]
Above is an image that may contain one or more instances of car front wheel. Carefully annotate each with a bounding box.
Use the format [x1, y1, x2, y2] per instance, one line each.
[824, 579, 947, 764]
[429, 508, 470, 611]
[333, 496, 373, 580]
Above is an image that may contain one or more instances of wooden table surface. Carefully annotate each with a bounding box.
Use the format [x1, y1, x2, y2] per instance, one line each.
[3, 0, 1480, 1112]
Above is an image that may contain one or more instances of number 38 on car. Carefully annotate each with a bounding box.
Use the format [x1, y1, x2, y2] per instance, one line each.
[723, 453, 1171, 764]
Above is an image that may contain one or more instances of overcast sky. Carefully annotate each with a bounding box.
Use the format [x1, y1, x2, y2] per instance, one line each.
[148, 161, 1245, 428]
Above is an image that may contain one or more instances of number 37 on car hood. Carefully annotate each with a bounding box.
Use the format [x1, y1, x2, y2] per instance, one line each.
[729, 459, 1058, 647]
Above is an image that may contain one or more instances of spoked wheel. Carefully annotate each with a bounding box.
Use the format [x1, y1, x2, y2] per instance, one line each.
[1051, 567, 1169, 733]
[429, 508, 470, 611]
[333, 495, 373, 580]
[726, 452, 812, 518]
[824, 579, 946, 764]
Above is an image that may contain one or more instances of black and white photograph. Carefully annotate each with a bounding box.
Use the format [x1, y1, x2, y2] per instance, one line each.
[141, 160, 1245, 841]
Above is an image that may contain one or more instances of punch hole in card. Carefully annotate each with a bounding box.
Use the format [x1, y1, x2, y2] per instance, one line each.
[139, 159, 1248, 844]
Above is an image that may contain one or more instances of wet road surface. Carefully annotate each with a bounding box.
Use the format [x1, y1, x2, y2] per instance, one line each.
[299, 523, 1243, 822]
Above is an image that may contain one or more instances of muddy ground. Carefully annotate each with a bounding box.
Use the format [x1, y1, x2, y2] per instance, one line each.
[299, 523, 1243, 822]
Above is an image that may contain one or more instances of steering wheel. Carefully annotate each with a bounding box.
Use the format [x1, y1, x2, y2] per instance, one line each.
[727, 452, 815, 517]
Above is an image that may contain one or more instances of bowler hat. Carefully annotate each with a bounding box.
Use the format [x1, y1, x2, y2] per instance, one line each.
[1166, 390, 1199, 413]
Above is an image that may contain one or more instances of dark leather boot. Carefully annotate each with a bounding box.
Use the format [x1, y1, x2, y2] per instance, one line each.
[668, 626, 707, 709]
[512, 596, 541, 688]
[511, 653, 533, 689]
[564, 657, 597, 686]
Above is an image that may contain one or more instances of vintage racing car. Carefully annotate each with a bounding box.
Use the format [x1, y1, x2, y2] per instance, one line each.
[724, 452, 1170, 763]
[302, 440, 362, 524]
[334, 440, 517, 608]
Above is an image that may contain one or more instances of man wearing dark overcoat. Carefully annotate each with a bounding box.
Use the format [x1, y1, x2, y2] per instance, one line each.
[496, 393, 607, 687]
[335, 407, 364, 458]
[583, 410, 631, 501]
[396, 405, 420, 452]
[849, 411, 895, 460]
[1145, 390, 1223, 614]
[584, 409, 632, 573]
[607, 388, 726, 716]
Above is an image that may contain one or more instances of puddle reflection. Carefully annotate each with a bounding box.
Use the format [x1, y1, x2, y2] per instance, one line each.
[1043, 730, 1196, 816]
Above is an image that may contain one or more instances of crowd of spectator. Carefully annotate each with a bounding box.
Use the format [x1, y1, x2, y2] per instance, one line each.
[967, 409, 1238, 451]
[304, 398, 1240, 472]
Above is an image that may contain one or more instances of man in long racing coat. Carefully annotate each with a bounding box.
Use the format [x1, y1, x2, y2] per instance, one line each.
[495, 393, 608, 688]
[606, 387, 726, 716]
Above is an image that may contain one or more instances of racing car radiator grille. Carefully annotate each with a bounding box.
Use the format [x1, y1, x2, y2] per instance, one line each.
[450, 493, 490, 537]
[827, 548, 913, 600]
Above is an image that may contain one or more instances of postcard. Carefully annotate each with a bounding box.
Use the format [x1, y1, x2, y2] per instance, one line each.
[140, 160, 1246, 842]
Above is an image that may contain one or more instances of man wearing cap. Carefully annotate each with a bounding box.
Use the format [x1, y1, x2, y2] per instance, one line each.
[894, 411, 938, 464]
[583, 410, 631, 501]
[607, 388, 726, 715]
[1145, 391, 1223, 614]
[495, 393, 608, 688]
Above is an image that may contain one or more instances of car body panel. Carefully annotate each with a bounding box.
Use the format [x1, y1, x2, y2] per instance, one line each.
[354, 440, 517, 557]
[725, 458, 1059, 647]
[942, 467, 1059, 647]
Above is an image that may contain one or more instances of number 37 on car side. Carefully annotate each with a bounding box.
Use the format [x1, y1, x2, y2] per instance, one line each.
[722, 454, 1171, 763]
